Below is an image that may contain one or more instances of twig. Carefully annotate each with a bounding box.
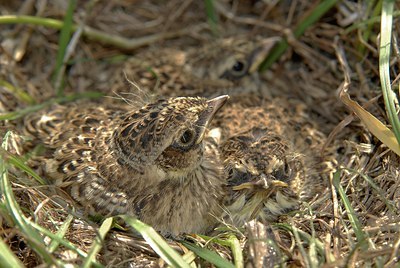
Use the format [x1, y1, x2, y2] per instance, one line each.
[0, 15, 204, 50]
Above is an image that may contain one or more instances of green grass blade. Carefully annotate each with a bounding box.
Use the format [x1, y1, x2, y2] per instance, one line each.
[332, 170, 368, 251]
[204, 0, 219, 36]
[379, 0, 400, 144]
[291, 221, 311, 267]
[0, 238, 25, 268]
[227, 234, 243, 268]
[343, 168, 396, 213]
[259, 0, 338, 72]
[28, 221, 103, 267]
[48, 214, 74, 253]
[53, 0, 77, 97]
[120, 215, 190, 268]
[343, 10, 400, 34]
[357, 0, 382, 54]
[0, 149, 47, 185]
[0, 132, 56, 265]
[275, 223, 326, 258]
[180, 240, 235, 268]
[197, 234, 243, 267]
[0, 79, 36, 105]
[82, 217, 113, 268]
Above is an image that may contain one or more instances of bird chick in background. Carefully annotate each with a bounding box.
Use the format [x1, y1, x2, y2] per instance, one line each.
[111, 36, 278, 99]
[24, 95, 229, 237]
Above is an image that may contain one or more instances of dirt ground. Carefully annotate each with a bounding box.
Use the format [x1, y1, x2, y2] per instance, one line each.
[1, 1, 399, 267]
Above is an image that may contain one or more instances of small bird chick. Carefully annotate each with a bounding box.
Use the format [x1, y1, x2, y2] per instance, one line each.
[24, 95, 229, 236]
[112, 36, 278, 98]
[222, 127, 302, 225]
[211, 100, 326, 226]
[110, 36, 326, 226]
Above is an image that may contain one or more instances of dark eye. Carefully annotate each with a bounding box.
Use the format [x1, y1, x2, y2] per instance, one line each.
[180, 129, 195, 145]
[229, 60, 248, 77]
[232, 61, 245, 72]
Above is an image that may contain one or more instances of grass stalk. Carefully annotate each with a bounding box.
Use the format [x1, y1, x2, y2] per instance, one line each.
[259, 0, 338, 71]
[379, 0, 400, 144]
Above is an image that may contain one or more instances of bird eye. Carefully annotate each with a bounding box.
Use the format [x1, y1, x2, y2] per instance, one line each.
[232, 61, 245, 72]
[229, 60, 248, 77]
[180, 129, 196, 145]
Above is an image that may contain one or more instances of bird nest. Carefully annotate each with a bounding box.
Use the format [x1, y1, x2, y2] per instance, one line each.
[1, 0, 399, 267]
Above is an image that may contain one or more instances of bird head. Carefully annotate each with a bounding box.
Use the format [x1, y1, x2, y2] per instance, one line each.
[185, 36, 280, 95]
[114, 36, 279, 98]
[112, 95, 228, 178]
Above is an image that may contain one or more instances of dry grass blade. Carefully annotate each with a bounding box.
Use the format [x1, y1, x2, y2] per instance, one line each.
[1, 1, 399, 266]
[275, 223, 327, 259]
[0, 91, 103, 121]
[0, 15, 203, 50]
[335, 39, 400, 156]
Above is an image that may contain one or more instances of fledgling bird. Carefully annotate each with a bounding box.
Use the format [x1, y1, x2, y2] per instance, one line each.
[111, 36, 278, 99]
[111, 36, 327, 226]
[24, 95, 229, 236]
[210, 99, 326, 226]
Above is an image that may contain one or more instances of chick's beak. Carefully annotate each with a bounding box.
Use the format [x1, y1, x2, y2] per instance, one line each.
[206, 95, 229, 117]
[195, 95, 229, 144]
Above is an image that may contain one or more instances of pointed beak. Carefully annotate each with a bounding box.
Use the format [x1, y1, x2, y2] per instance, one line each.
[206, 95, 229, 117]
[248, 37, 281, 73]
[195, 95, 229, 144]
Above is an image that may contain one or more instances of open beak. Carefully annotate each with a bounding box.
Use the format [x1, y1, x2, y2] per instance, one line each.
[248, 37, 281, 73]
[195, 95, 229, 144]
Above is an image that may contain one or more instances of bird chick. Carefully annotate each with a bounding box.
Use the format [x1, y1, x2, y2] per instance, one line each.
[112, 37, 326, 226]
[112, 36, 278, 99]
[222, 127, 302, 225]
[24, 95, 229, 236]
[211, 100, 326, 226]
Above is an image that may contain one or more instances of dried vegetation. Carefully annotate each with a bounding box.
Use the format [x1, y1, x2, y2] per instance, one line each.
[0, 0, 399, 267]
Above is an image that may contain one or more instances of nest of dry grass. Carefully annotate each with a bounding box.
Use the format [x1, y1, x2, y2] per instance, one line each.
[1, 0, 399, 267]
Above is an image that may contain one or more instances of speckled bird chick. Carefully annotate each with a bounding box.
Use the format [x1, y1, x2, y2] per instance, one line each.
[212, 99, 326, 226]
[111, 36, 327, 226]
[111, 36, 277, 99]
[24, 95, 229, 236]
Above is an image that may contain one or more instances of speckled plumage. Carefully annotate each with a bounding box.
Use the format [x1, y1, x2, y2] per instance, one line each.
[212, 100, 326, 225]
[116, 37, 328, 225]
[111, 36, 277, 99]
[25, 95, 228, 236]
[23, 36, 327, 235]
